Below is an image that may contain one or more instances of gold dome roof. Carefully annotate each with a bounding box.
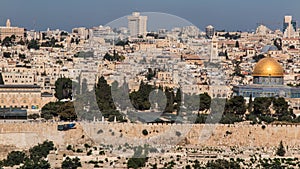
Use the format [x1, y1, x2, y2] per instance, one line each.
[252, 57, 284, 77]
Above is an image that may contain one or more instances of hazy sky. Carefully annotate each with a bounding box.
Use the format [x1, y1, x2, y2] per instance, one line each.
[0, 0, 300, 32]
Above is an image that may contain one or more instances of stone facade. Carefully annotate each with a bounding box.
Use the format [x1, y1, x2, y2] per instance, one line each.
[0, 85, 55, 110]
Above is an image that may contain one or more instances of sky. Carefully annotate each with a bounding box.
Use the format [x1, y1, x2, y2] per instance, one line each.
[0, 0, 300, 32]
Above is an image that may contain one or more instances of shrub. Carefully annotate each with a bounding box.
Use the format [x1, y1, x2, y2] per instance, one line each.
[4, 151, 26, 167]
[67, 145, 73, 151]
[28, 113, 40, 120]
[142, 129, 148, 136]
[87, 150, 92, 156]
[276, 141, 286, 156]
[62, 157, 81, 169]
[76, 149, 83, 153]
[127, 157, 147, 169]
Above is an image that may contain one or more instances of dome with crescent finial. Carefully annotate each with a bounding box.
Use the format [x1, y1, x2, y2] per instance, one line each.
[252, 57, 284, 77]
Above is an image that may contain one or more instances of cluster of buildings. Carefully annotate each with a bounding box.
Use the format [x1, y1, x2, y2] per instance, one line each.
[0, 13, 300, 118]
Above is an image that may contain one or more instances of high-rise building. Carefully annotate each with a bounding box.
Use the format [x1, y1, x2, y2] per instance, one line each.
[205, 25, 215, 39]
[0, 19, 25, 41]
[72, 27, 89, 40]
[127, 12, 147, 37]
[283, 16, 297, 38]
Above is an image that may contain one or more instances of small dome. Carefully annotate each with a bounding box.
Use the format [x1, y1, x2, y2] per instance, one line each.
[261, 45, 278, 53]
[252, 57, 284, 77]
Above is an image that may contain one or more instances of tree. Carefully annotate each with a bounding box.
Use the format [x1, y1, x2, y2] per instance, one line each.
[1, 36, 12, 47]
[57, 102, 76, 121]
[272, 97, 289, 116]
[19, 53, 26, 59]
[146, 68, 156, 81]
[41, 101, 76, 121]
[164, 87, 175, 113]
[4, 151, 26, 167]
[199, 93, 211, 112]
[129, 81, 153, 110]
[3, 52, 11, 58]
[41, 101, 64, 120]
[192, 159, 201, 169]
[127, 145, 149, 169]
[276, 141, 286, 156]
[103, 52, 125, 62]
[253, 97, 273, 115]
[10, 35, 16, 42]
[96, 76, 116, 110]
[28, 113, 40, 120]
[127, 157, 147, 169]
[185, 165, 192, 169]
[225, 50, 229, 60]
[17, 39, 25, 45]
[248, 94, 253, 113]
[174, 88, 182, 113]
[29, 140, 54, 162]
[60, 31, 68, 36]
[224, 96, 246, 115]
[127, 145, 148, 169]
[62, 157, 82, 169]
[235, 40, 240, 48]
[75, 38, 80, 44]
[3, 141, 53, 169]
[150, 163, 158, 169]
[195, 114, 207, 124]
[27, 39, 40, 50]
[219, 113, 243, 124]
[55, 78, 73, 100]
[95, 76, 123, 121]
[0, 73, 4, 85]
[206, 159, 241, 169]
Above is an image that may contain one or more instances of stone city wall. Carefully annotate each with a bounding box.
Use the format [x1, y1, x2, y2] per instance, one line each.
[1, 122, 300, 158]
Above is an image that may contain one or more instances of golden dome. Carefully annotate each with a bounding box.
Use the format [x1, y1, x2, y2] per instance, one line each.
[252, 57, 284, 77]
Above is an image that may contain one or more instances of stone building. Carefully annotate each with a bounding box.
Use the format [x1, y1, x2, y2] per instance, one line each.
[233, 57, 300, 98]
[0, 85, 55, 114]
[0, 19, 25, 41]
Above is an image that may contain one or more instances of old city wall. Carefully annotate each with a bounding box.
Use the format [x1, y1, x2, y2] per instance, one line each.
[82, 123, 300, 148]
[0, 122, 88, 159]
[1, 122, 300, 158]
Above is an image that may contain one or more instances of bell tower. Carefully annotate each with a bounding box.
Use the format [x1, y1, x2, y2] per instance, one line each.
[6, 19, 11, 27]
[210, 34, 219, 62]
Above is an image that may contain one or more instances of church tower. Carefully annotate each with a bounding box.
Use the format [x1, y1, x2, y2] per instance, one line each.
[210, 34, 219, 62]
[6, 19, 11, 27]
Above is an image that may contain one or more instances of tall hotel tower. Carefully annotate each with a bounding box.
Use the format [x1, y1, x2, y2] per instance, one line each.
[283, 15, 297, 38]
[128, 12, 148, 37]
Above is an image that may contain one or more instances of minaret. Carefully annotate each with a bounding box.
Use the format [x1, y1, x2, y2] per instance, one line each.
[210, 34, 219, 62]
[6, 19, 11, 27]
